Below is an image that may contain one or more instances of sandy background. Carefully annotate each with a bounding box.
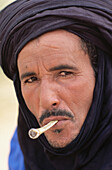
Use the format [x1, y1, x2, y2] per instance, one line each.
[0, 1, 17, 170]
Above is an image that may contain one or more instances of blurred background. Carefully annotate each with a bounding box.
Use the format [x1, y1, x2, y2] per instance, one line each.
[0, 1, 18, 170]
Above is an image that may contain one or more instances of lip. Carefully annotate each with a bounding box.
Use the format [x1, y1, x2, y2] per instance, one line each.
[42, 116, 71, 127]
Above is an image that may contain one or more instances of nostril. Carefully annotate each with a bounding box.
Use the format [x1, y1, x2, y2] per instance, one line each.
[52, 103, 57, 106]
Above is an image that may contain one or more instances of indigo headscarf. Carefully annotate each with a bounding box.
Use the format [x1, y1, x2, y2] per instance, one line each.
[0, 0, 112, 169]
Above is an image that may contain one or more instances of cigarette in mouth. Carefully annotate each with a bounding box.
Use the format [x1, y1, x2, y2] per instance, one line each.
[28, 120, 58, 139]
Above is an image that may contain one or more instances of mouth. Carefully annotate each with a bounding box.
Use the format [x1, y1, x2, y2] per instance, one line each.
[41, 116, 71, 128]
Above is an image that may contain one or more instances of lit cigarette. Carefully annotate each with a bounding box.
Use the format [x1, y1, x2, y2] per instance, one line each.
[28, 120, 58, 139]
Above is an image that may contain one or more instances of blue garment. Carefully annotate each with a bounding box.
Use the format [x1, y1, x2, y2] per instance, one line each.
[9, 128, 25, 170]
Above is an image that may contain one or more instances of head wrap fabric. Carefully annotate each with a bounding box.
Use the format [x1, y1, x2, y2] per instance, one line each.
[0, 0, 112, 169]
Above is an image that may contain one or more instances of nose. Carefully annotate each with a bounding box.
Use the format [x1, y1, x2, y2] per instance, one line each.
[39, 79, 60, 111]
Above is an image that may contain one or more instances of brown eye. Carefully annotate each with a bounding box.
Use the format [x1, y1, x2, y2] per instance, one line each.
[59, 71, 73, 77]
[24, 77, 38, 83]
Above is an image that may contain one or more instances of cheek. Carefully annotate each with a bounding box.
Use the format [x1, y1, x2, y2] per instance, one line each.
[21, 86, 38, 116]
[63, 79, 95, 127]
[61, 76, 95, 114]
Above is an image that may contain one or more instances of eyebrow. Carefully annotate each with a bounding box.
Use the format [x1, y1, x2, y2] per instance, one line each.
[20, 64, 77, 80]
[49, 64, 78, 71]
[20, 72, 36, 80]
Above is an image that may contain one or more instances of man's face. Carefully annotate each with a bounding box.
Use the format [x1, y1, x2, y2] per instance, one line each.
[18, 30, 95, 148]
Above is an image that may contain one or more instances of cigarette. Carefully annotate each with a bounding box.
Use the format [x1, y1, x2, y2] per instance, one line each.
[28, 120, 58, 139]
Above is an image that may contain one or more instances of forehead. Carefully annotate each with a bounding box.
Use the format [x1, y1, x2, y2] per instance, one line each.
[37, 29, 81, 47]
[17, 30, 84, 69]
[18, 30, 82, 55]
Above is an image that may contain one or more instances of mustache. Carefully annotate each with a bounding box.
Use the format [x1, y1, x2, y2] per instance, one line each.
[39, 109, 74, 124]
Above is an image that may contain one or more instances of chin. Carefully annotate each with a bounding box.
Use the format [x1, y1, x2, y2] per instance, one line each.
[45, 131, 77, 148]
[48, 139, 70, 148]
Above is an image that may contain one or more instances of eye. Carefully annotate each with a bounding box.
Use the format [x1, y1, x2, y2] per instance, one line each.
[24, 76, 38, 84]
[59, 71, 73, 77]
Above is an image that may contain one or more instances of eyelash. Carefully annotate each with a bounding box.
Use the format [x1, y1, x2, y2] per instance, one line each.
[24, 71, 73, 84]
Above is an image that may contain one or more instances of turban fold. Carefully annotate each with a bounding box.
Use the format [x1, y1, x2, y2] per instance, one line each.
[0, 0, 112, 79]
[0, 0, 112, 169]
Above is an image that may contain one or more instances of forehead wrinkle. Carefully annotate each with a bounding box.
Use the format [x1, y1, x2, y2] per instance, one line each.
[36, 37, 62, 51]
[36, 29, 79, 50]
[40, 43, 60, 50]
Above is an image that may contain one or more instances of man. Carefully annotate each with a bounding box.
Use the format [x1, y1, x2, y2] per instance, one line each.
[0, 0, 112, 169]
